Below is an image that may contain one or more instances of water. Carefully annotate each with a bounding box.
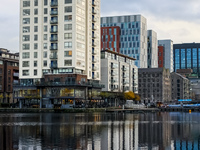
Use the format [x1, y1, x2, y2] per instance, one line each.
[0, 112, 200, 150]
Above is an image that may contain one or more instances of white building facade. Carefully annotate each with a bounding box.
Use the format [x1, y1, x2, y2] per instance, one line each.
[101, 15, 147, 68]
[101, 50, 138, 93]
[147, 30, 158, 68]
[20, 0, 101, 82]
[158, 40, 173, 72]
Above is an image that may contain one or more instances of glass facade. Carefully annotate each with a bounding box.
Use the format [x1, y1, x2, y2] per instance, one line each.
[174, 43, 200, 76]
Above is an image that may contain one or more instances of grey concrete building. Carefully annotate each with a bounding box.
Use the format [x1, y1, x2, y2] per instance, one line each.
[138, 68, 171, 103]
[171, 72, 191, 101]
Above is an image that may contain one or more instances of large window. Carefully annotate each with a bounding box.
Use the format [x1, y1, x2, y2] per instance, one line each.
[23, 44, 30, 50]
[187, 49, 191, 68]
[22, 52, 30, 58]
[34, 26, 38, 32]
[23, 70, 29, 76]
[34, 0, 38, 6]
[34, 17, 38, 23]
[23, 35, 30, 41]
[65, 6, 72, 13]
[64, 60, 72, 66]
[64, 51, 72, 57]
[64, 42, 72, 48]
[193, 48, 197, 73]
[43, 60, 47, 67]
[43, 51, 47, 58]
[34, 9, 38, 15]
[64, 15, 72, 22]
[22, 61, 29, 67]
[64, 24, 72, 30]
[34, 52, 37, 58]
[34, 35, 38, 41]
[44, 0, 48, 5]
[23, 18, 30, 24]
[175, 49, 180, 71]
[23, 9, 30, 16]
[65, 0, 72, 4]
[23, 26, 30, 33]
[34, 61, 37, 67]
[23, 1, 30, 7]
[64, 33, 72, 39]
[181, 49, 185, 69]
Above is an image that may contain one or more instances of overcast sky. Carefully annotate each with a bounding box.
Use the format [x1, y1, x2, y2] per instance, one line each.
[0, 0, 199, 52]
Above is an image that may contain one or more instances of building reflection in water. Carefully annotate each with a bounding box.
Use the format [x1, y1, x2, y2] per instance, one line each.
[1, 113, 200, 149]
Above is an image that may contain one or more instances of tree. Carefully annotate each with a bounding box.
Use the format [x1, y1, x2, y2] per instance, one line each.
[124, 91, 135, 100]
[135, 94, 141, 101]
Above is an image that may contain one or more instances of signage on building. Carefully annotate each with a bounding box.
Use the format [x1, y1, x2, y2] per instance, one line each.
[178, 99, 192, 102]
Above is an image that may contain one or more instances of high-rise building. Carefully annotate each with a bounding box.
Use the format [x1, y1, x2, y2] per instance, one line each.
[173, 43, 200, 77]
[16, 0, 102, 108]
[158, 46, 164, 68]
[101, 15, 148, 68]
[158, 40, 173, 72]
[147, 30, 158, 68]
[20, 0, 100, 81]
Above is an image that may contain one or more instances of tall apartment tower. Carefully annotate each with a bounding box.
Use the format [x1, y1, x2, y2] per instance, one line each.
[147, 30, 158, 68]
[158, 40, 173, 72]
[20, 0, 101, 82]
[101, 15, 147, 68]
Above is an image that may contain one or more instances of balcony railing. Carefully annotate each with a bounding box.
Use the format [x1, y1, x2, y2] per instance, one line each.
[50, 2, 58, 7]
[50, 37, 58, 42]
[50, 11, 58, 15]
[50, 20, 58, 24]
[50, 46, 58, 50]
[49, 63, 57, 69]
[13, 73, 19, 77]
[50, 29, 58, 33]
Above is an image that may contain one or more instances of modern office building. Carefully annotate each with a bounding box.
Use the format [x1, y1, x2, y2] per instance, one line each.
[101, 26, 120, 53]
[173, 43, 200, 77]
[101, 15, 148, 68]
[170, 72, 191, 101]
[0, 48, 19, 104]
[147, 30, 158, 68]
[101, 49, 138, 93]
[138, 68, 171, 103]
[158, 40, 173, 72]
[16, 0, 102, 108]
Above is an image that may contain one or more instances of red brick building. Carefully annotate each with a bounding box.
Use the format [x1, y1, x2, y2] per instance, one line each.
[158, 46, 164, 68]
[0, 48, 19, 104]
[101, 26, 120, 53]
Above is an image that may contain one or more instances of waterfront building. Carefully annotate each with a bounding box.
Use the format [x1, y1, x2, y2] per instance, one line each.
[138, 68, 171, 103]
[173, 43, 200, 77]
[15, 0, 102, 108]
[147, 30, 158, 68]
[170, 72, 191, 101]
[158, 40, 173, 72]
[0, 48, 19, 104]
[101, 15, 148, 68]
[101, 49, 138, 93]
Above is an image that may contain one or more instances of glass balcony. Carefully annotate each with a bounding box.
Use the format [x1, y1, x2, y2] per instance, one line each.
[50, 46, 58, 50]
[50, 37, 58, 42]
[50, 20, 58, 24]
[50, 10, 58, 15]
[50, 2, 58, 7]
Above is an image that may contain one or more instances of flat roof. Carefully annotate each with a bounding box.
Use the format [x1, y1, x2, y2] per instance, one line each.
[101, 49, 136, 61]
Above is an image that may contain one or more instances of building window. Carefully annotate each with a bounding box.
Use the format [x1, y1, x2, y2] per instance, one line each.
[23, 26, 30, 33]
[64, 24, 72, 30]
[44, 0, 48, 5]
[23, 18, 30, 24]
[22, 61, 29, 67]
[44, 43, 48, 49]
[44, 25, 48, 32]
[65, 6, 72, 13]
[64, 42, 72, 48]
[64, 33, 72, 39]
[34, 61, 37, 67]
[34, 35, 38, 41]
[34, 17, 38, 23]
[43, 51, 47, 58]
[34, 43, 38, 49]
[65, 0, 72, 4]
[23, 44, 30, 50]
[22, 52, 30, 58]
[64, 51, 72, 57]
[23, 70, 29, 76]
[44, 34, 48, 40]
[34, 8, 38, 15]
[44, 8, 48, 14]
[43, 60, 47, 67]
[44, 17, 48, 23]
[23, 9, 30, 16]
[34, 52, 37, 58]
[34, 0, 38, 6]
[23, 1, 30, 7]
[64, 15, 72, 22]
[34, 26, 38, 32]
[34, 70, 37, 76]
[23, 35, 30, 41]
[64, 60, 72, 66]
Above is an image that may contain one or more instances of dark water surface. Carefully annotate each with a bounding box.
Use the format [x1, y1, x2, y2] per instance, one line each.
[0, 112, 200, 150]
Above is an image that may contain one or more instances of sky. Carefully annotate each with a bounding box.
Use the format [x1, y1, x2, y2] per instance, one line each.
[0, 0, 200, 52]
